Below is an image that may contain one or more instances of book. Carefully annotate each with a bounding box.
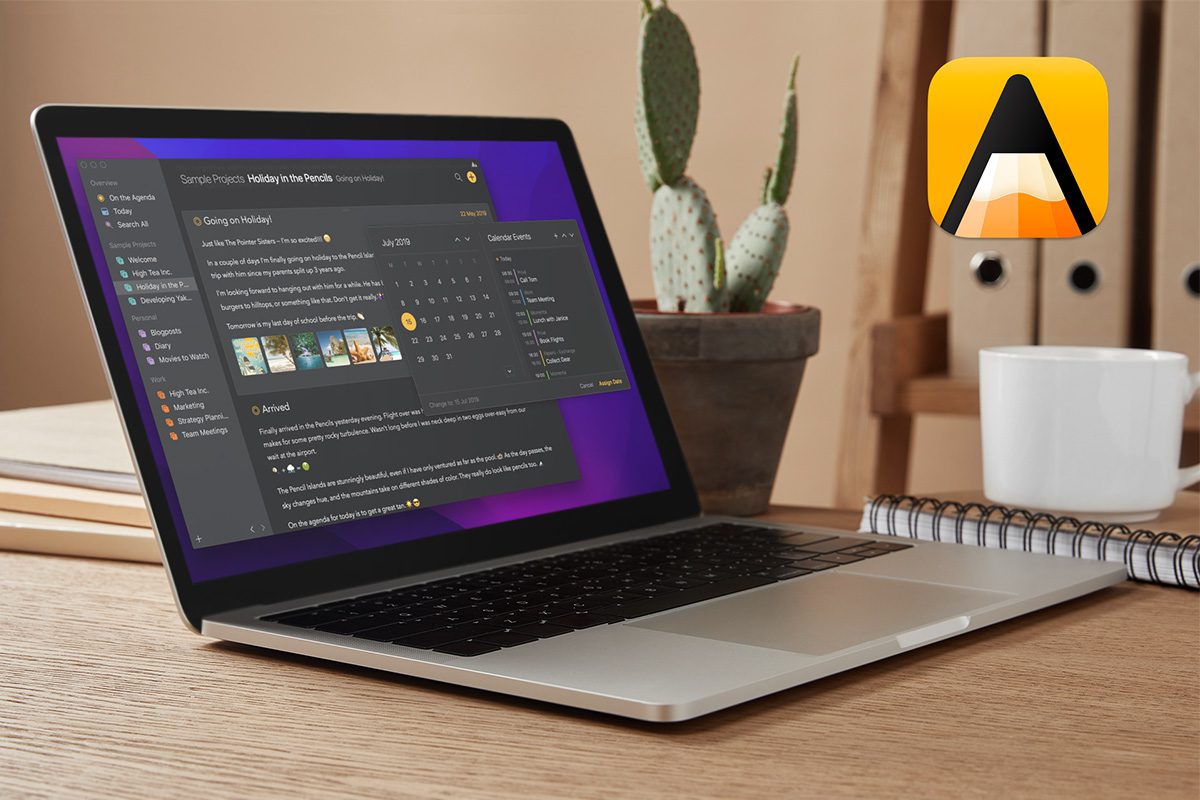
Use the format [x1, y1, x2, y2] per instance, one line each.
[0, 401, 138, 494]
[0, 509, 157, 563]
[860, 493, 1199, 589]
[0, 477, 149, 527]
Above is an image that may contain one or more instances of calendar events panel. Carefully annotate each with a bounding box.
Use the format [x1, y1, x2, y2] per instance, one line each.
[370, 220, 629, 414]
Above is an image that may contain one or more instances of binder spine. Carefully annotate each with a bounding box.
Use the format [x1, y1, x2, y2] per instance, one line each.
[865, 494, 1200, 589]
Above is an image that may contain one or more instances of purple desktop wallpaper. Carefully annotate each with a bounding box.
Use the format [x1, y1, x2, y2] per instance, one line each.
[58, 136, 670, 582]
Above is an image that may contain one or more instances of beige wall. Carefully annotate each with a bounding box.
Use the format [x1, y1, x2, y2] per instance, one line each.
[0, 0, 982, 507]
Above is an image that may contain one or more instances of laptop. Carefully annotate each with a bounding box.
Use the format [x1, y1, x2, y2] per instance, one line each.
[32, 105, 1125, 722]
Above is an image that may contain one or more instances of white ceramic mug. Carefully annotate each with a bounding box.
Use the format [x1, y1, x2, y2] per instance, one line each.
[980, 346, 1200, 521]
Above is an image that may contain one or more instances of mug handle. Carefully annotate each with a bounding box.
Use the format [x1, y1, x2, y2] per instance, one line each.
[1179, 370, 1200, 490]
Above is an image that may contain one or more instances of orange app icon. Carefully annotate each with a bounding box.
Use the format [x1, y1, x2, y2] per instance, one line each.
[928, 57, 1108, 238]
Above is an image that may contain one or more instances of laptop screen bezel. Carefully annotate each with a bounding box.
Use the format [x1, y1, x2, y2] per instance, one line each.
[33, 105, 699, 630]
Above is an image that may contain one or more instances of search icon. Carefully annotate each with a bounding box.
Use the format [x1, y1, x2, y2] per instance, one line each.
[454, 172, 463, 182]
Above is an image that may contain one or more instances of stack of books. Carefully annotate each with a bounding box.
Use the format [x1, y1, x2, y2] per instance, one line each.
[0, 401, 157, 562]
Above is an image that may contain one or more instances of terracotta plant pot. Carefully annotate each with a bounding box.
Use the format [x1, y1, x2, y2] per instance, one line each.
[633, 300, 821, 516]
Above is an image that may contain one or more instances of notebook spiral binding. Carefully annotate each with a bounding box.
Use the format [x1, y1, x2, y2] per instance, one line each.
[865, 495, 1200, 590]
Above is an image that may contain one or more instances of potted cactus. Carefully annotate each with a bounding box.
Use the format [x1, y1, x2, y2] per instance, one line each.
[632, 0, 820, 515]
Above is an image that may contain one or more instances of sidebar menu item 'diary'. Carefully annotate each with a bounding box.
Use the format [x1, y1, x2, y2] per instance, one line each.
[80, 158, 273, 547]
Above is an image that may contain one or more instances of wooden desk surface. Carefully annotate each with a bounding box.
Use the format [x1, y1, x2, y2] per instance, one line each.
[2, 506, 1197, 798]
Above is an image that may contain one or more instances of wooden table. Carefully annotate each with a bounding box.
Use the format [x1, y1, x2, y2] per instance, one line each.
[2, 506, 1197, 798]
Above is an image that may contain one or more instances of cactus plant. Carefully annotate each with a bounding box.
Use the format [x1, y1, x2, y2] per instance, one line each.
[650, 176, 727, 312]
[635, 0, 699, 190]
[636, 0, 798, 313]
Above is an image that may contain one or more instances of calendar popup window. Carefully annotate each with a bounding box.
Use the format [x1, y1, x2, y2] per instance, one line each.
[371, 220, 630, 414]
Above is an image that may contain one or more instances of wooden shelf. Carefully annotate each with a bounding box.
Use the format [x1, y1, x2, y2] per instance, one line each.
[897, 374, 1200, 432]
[898, 375, 979, 415]
[872, 313, 1200, 433]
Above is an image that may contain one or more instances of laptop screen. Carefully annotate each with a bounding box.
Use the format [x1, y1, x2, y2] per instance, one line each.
[56, 137, 670, 582]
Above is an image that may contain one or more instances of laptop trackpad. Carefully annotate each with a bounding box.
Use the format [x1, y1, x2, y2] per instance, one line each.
[627, 572, 1010, 655]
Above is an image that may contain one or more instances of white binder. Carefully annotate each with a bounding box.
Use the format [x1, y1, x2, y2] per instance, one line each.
[1152, 0, 1200, 363]
[1038, 0, 1143, 346]
[946, 0, 1043, 377]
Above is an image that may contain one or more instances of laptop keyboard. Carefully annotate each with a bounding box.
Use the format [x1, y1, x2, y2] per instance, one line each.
[260, 523, 911, 657]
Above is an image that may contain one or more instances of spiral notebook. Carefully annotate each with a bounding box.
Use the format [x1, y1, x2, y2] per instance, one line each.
[859, 494, 1199, 589]
[0, 401, 138, 494]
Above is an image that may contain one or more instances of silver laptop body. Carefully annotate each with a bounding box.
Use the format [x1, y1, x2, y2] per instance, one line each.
[205, 517, 1121, 722]
[34, 105, 1126, 723]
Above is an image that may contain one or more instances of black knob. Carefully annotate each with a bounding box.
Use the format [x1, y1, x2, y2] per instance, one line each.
[1184, 263, 1200, 299]
[1068, 261, 1100, 293]
[970, 251, 1007, 288]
